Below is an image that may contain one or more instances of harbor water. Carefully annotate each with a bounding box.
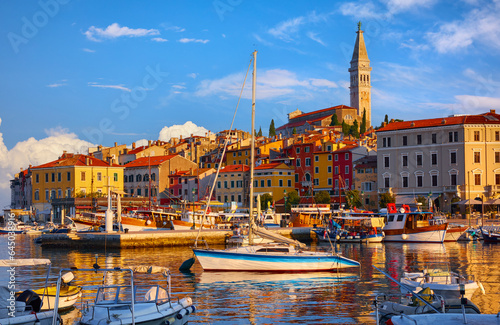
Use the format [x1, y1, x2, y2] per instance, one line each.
[1, 234, 499, 324]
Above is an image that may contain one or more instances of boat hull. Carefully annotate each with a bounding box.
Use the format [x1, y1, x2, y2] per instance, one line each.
[313, 229, 384, 243]
[400, 278, 479, 300]
[383, 227, 446, 243]
[0, 310, 57, 325]
[193, 248, 360, 272]
[389, 313, 499, 325]
[32, 286, 82, 311]
[444, 225, 468, 242]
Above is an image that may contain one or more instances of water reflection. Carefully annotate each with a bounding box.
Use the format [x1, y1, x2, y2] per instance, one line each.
[1, 235, 499, 323]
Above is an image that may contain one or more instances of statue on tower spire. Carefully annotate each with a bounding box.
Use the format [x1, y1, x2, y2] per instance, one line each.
[357, 21, 362, 31]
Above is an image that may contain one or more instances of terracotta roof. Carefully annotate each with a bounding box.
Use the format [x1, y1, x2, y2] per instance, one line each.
[32, 154, 112, 169]
[255, 162, 290, 170]
[220, 164, 250, 173]
[127, 146, 148, 155]
[276, 120, 310, 131]
[169, 170, 190, 177]
[124, 155, 178, 168]
[290, 105, 355, 121]
[333, 145, 358, 153]
[377, 111, 500, 132]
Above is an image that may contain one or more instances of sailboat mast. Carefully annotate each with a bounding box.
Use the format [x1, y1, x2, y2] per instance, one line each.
[249, 50, 257, 245]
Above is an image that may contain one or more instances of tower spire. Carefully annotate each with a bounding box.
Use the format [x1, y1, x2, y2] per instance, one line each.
[349, 22, 372, 129]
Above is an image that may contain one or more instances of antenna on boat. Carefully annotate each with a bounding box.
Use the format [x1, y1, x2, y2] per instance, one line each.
[249, 50, 257, 246]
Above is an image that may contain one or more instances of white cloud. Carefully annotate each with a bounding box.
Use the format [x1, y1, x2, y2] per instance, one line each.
[84, 23, 159, 42]
[0, 122, 95, 210]
[339, 2, 384, 19]
[152, 37, 168, 42]
[172, 85, 186, 89]
[382, 0, 436, 14]
[195, 68, 337, 100]
[306, 32, 326, 46]
[88, 82, 131, 92]
[46, 83, 66, 88]
[188, 73, 198, 79]
[158, 121, 209, 141]
[453, 95, 500, 113]
[178, 38, 209, 44]
[161, 25, 185, 32]
[83, 48, 95, 53]
[426, 2, 500, 53]
[267, 11, 331, 43]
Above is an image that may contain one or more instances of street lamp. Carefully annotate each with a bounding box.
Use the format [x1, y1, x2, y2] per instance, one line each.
[283, 189, 287, 213]
[428, 191, 432, 211]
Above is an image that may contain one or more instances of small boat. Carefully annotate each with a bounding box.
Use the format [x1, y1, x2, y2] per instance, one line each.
[24, 272, 81, 311]
[400, 262, 483, 300]
[381, 204, 447, 243]
[387, 313, 500, 325]
[0, 259, 62, 325]
[57, 264, 195, 325]
[480, 226, 500, 242]
[225, 224, 275, 246]
[289, 204, 331, 227]
[313, 212, 385, 243]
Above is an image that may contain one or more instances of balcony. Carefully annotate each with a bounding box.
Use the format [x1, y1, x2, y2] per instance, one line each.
[486, 185, 500, 196]
[443, 185, 460, 193]
[378, 187, 393, 194]
[301, 181, 312, 188]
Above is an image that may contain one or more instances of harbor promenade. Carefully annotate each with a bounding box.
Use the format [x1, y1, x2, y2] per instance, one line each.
[38, 227, 314, 248]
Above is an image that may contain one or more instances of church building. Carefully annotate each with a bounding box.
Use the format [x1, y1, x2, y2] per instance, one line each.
[277, 23, 372, 138]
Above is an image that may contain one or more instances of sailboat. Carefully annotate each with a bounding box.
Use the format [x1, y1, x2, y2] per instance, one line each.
[192, 51, 360, 272]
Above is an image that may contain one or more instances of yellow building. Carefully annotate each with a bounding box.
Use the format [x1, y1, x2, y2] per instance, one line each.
[31, 153, 124, 213]
[253, 162, 295, 202]
[313, 151, 333, 193]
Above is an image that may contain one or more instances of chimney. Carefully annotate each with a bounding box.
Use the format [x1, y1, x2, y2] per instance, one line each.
[390, 119, 395, 123]
[148, 140, 151, 147]
[382, 122, 387, 127]
[491, 109, 496, 114]
[85, 157, 90, 165]
[114, 142, 117, 147]
[132, 142, 136, 149]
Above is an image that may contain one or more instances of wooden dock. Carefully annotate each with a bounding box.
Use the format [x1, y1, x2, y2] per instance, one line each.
[38, 227, 315, 248]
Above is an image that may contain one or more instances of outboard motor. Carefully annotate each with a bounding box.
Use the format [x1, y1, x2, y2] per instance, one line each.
[16, 290, 42, 312]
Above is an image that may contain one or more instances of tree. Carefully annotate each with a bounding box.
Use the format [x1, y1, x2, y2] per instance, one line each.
[360, 109, 366, 134]
[350, 120, 360, 138]
[330, 114, 339, 126]
[292, 127, 297, 134]
[379, 192, 395, 208]
[314, 191, 331, 204]
[342, 120, 350, 135]
[344, 189, 362, 208]
[415, 195, 427, 206]
[285, 190, 300, 212]
[257, 127, 262, 137]
[260, 193, 273, 211]
[384, 114, 389, 124]
[269, 119, 276, 137]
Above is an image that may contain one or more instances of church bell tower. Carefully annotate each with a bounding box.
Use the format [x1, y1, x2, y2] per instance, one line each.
[349, 22, 372, 128]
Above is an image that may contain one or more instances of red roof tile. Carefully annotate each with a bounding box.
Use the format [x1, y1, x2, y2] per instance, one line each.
[32, 154, 112, 169]
[255, 162, 290, 170]
[220, 164, 250, 173]
[123, 155, 178, 168]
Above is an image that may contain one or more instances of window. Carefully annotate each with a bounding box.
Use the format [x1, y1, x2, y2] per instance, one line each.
[97, 172, 102, 181]
[335, 179, 339, 188]
[363, 182, 373, 191]
[144, 174, 149, 181]
[267, 179, 271, 187]
[34, 190, 39, 201]
[45, 189, 49, 200]
[295, 174, 299, 182]
[402, 155, 408, 167]
[36, 174, 39, 183]
[328, 178, 332, 186]
[474, 131, 480, 141]
[335, 166, 339, 174]
[288, 179, 292, 187]
[50, 190, 56, 199]
[328, 154, 332, 161]
[315, 156, 319, 162]
[224, 181, 228, 188]
[315, 166, 319, 174]
[474, 174, 481, 185]
[279, 179, 283, 187]
[358, 168, 364, 174]
[417, 134, 422, 145]
[416, 154, 423, 166]
[496, 174, 500, 185]
[296, 147, 300, 154]
[417, 175, 423, 187]
[327, 145, 332, 151]
[366, 168, 372, 173]
[345, 165, 349, 174]
[345, 179, 349, 188]
[231, 180, 235, 188]
[431, 153, 437, 165]
[314, 178, 319, 186]
[474, 152, 480, 163]
[238, 195, 242, 202]
[217, 181, 221, 189]
[58, 189, 62, 198]
[449, 131, 459, 143]
[384, 156, 390, 168]
[384, 177, 390, 188]
[151, 173, 156, 181]
[231, 195, 234, 202]
[136, 174, 142, 182]
[432, 133, 437, 144]
[296, 159, 301, 167]
[260, 180, 264, 187]
[432, 175, 438, 187]
[402, 176, 408, 188]
[451, 174, 457, 186]
[402, 136, 407, 146]
[137, 189, 142, 196]
[129, 175, 133, 182]
[496, 152, 500, 163]
[334, 154, 338, 161]
[496, 131, 500, 141]
[305, 158, 311, 166]
[327, 166, 332, 173]
[382, 137, 391, 148]
[51, 173, 54, 182]
[81, 172, 86, 181]
[57, 173, 61, 182]
[45, 173, 49, 182]
[145, 188, 148, 197]
[450, 151, 457, 164]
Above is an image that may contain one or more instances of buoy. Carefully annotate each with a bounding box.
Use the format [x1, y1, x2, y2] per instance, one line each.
[478, 281, 486, 295]
[401, 234, 408, 240]
[336, 235, 340, 240]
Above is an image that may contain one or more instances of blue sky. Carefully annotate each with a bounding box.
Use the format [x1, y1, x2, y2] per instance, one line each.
[1, 0, 500, 209]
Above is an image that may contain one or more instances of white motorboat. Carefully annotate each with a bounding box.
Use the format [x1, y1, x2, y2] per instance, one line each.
[56, 264, 195, 325]
[400, 263, 483, 300]
[0, 259, 61, 325]
[388, 313, 500, 325]
[381, 204, 447, 243]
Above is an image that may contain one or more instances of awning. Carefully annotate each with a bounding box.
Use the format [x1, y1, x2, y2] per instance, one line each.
[395, 194, 440, 205]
